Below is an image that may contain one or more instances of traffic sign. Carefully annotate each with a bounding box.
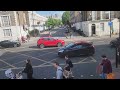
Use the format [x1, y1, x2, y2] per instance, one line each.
[108, 21, 113, 26]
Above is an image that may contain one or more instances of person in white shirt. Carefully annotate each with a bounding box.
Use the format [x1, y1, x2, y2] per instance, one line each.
[53, 62, 63, 79]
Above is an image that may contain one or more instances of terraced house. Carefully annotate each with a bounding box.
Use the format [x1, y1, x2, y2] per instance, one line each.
[0, 11, 29, 41]
[70, 11, 120, 37]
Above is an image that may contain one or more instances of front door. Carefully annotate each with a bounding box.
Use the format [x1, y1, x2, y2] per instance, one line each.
[91, 24, 96, 36]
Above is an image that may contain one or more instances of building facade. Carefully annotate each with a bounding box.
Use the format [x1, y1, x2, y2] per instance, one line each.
[70, 11, 120, 36]
[28, 11, 48, 31]
[0, 11, 29, 41]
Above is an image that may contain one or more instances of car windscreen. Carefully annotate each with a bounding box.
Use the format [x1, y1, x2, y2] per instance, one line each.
[65, 43, 74, 48]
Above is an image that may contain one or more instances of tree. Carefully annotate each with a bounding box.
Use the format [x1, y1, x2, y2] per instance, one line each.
[62, 11, 70, 25]
[45, 18, 62, 29]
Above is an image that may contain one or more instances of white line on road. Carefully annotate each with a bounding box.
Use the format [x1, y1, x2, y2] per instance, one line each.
[78, 57, 88, 63]
[81, 75, 83, 77]
[4, 49, 54, 65]
[0, 59, 16, 68]
[38, 57, 59, 66]
[3, 54, 21, 61]
[0, 60, 94, 71]
[90, 75, 94, 76]
[90, 56, 97, 62]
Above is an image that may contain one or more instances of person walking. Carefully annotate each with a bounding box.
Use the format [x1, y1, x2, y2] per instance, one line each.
[27, 34, 30, 42]
[22, 59, 33, 79]
[53, 62, 63, 79]
[63, 55, 74, 79]
[99, 55, 112, 79]
[65, 55, 73, 69]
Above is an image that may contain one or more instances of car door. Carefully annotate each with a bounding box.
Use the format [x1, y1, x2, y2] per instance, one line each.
[48, 38, 57, 46]
[42, 38, 50, 46]
[1, 41, 10, 47]
[81, 43, 90, 55]
[71, 44, 83, 56]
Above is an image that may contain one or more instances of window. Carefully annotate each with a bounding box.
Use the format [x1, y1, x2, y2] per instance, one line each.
[65, 43, 74, 48]
[3, 29, 12, 36]
[82, 44, 91, 48]
[100, 23, 104, 31]
[1, 15, 11, 27]
[73, 45, 82, 49]
[48, 38, 54, 41]
[43, 38, 49, 40]
[104, 11, 110, 19]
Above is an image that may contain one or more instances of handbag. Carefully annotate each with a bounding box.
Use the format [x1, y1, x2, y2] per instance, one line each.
[107, 73, 115, 79]
[96, 65, 103, 74]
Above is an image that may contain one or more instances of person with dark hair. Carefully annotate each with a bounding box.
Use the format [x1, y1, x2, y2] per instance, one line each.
[27, 34, 30, 42]
[63, 55, 73, 79]
[100, 55, 112, 79]
[65, 55, 73, 68]
[22, 59, 33, 79]
[53, 62, 63, 79]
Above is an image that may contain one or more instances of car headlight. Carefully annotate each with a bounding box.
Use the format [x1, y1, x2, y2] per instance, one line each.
[58, 50, 64, 52]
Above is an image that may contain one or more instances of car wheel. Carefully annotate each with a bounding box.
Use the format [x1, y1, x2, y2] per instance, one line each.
[57, 43, 62, 47]
[39, 44, 45, 49]
[13, 44, 17, 47]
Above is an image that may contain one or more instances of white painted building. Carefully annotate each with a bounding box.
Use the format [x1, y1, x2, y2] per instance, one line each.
[0, 11, 29, 42]
[28, 11, 48, 31]
[73, 11, 119, 37]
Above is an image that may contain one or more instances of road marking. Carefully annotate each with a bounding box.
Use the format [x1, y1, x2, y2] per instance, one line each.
[0, 65, 12, 70]
[38, 51, 57, 56]
[78, 57, 88, 63]
[90, 75, 94, 76]
[0, 59, 16, 68]
[4, 49, 53, 64]
[12, 60, 26, 65]
[3, 54, 21, 61]
[38, 57, 59, 66]
[90, 56, 97, 62]
[53, 77, 56, 79]
[0, 61, 95, 71]
[81, 75, 83, 77]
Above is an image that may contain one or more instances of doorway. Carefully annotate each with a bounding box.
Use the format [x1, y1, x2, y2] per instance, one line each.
[91, 24, 96, 36]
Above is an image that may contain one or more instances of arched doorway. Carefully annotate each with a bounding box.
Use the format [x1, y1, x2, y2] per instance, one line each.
[91, 24, 96, 36]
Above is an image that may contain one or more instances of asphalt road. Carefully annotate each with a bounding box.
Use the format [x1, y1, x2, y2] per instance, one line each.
[0, 28, 117, 79]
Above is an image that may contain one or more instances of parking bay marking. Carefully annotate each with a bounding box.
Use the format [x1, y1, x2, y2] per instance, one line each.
[0, 59, 16, 68]
[4, 49, 55, 65]
[0, 59, 96, 71]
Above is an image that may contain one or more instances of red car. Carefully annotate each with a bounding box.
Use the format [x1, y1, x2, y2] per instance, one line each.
[37, 37, 65, 48]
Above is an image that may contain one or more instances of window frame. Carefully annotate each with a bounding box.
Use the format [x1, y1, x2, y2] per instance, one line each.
[0, 15, 11, 27]
[3, 29, 12, 37]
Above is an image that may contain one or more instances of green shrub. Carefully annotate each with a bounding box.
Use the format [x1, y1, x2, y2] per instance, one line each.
[29, 29, 40, 37]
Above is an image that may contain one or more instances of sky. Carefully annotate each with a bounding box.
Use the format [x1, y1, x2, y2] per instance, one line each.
[36, 11, 64, 17]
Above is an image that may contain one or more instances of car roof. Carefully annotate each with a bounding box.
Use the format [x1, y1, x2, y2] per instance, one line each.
[75, 41, 91, 44]
[41, 37, 53, 39]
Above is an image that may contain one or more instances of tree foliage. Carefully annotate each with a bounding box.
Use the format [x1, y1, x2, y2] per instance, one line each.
[62, 11, 70, 25]
[45, 18, 62, 29]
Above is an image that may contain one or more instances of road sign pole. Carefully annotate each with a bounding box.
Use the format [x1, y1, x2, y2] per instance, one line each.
[110, 11, 112, 38]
